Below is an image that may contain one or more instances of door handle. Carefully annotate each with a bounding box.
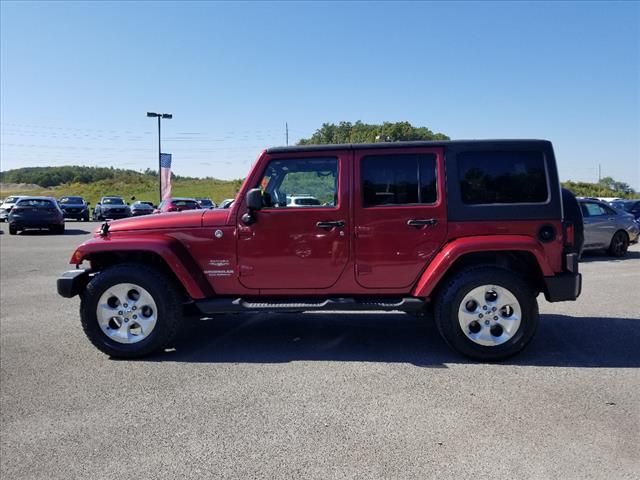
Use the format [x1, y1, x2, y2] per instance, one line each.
[316, 220, 345, 229]
[407, 218, 438, 227]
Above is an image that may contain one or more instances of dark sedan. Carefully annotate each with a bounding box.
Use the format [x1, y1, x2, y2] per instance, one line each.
[8, 197, 65, 235]
[131, 201, 155, 216]
[58, 196, 90, 221]
[93, 196, 131, 220]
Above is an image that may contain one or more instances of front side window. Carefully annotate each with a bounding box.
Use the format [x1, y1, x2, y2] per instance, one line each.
[458, 151, 548, 204]
[361, 153, 437, 207]
[258, 157, 338, 208]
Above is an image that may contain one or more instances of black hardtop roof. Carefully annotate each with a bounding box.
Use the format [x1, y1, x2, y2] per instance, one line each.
[266, 139, 551, 154]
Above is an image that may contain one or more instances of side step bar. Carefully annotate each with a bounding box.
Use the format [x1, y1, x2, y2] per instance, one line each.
[195, 297, 425, 315]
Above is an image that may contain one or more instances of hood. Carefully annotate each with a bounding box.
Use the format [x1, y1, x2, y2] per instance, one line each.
[106, 210, 206, 232]
[101, 204, 129, 209]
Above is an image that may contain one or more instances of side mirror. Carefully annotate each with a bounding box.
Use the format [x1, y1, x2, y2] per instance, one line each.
[242, 188, 263, 225]
[246, 188, 263, 211]
[87, 202, 91, 205]
[131, 196, 136, 201]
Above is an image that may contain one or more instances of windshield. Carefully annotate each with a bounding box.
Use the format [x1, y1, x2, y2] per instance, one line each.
[172, 200, 199, 208]
[59, 196, 84, 204]
[102, 197, 124, 205]
[199, 199, 213, 207]
[4, 196, 20, 204]
[17, 199, 55, 208]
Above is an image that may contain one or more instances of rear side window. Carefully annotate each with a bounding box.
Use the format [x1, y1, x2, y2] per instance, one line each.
[362, 154, 437, 207]
[457, 151, 548, 204]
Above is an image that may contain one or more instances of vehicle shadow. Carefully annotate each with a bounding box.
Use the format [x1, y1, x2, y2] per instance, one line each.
[580, 249, 640, 262]
[15, 228, 90, 235]
[140, 313, 640, 368]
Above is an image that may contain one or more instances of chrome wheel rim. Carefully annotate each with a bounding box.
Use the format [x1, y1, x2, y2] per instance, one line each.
[458, 285, 522, 346]
[96, 283, 157, 344]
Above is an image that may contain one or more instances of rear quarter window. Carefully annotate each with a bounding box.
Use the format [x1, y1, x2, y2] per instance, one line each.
[457, 151, 548, 204]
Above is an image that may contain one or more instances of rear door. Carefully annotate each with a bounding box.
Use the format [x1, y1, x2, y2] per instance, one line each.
[353, 147, 447, 289]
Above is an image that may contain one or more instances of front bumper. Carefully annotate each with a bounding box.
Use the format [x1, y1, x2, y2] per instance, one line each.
[100, 211, 131, 219]
[543, 253, 582, 302]
[57, 269, 91, 298]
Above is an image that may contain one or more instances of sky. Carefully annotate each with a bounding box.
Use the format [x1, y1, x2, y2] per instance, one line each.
[1, 1, 639, 187]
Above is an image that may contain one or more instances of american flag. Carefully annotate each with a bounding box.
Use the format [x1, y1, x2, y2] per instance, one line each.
[160, 153, 172, 201]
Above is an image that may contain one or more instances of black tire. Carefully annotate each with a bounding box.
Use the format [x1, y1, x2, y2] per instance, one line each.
[80, 264, 183, 358]
[608, 230, 629, 257]
[434, 267, 539, 361]
[9, 224, 18, 235]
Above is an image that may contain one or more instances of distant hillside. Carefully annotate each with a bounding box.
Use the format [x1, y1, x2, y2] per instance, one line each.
[0, 166, 243, 205]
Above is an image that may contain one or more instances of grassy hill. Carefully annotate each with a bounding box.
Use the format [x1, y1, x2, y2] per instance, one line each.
[0, 170, 243, 206]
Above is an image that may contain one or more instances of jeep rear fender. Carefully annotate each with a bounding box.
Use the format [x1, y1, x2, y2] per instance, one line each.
[412, 235, 553, 298]
[69, 235, 212, 299]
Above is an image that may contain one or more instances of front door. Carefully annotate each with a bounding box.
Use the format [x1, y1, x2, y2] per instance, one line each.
[236, 152, 350, 290]
[353, 147, 447, 289]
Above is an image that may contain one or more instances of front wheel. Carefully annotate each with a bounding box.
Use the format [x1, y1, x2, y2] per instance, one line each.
[608, 231, 629, 257]
[80, 264, 182, 358]
[434, 267, 539, 361]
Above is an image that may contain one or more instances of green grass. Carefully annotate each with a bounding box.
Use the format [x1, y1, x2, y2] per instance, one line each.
[0, 176, 244, 206]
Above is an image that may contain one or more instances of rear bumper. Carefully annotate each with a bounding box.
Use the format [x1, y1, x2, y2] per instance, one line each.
[57, 269, 91, 298]
[543, 253, 582, 302]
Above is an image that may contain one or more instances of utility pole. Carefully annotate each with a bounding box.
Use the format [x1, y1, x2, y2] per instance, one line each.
[286, 122, 289, 146]
[598, 163, 601, 182]
[146, 112, 173, 204]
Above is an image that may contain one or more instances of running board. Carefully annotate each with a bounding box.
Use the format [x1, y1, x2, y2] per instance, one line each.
[195, 297, 425, 314]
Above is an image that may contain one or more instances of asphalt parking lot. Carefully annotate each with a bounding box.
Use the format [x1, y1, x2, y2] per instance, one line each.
[1, 221, 639, 480]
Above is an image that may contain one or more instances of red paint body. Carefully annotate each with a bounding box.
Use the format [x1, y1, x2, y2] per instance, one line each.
[70, 146, 569, 301]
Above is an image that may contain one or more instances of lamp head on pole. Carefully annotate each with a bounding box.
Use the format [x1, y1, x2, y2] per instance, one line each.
[146, 112, 160, 118]
[162, 113, 173, 119]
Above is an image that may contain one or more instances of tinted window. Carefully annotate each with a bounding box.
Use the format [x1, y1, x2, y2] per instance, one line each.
[458, 151, 548, 204]
[17, 199, 55, 208]
[102, 197, 124, 205]
[59, 196, 84, 204]
[259, 157, 338, 208]
[362, 154, 437, 207]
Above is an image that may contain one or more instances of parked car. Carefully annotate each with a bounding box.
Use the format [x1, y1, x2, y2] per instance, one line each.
[608, 199, 640, 222]
[131, 201, 155, 217]
[155, 198, 201, 213]
[58, 196, 90, 221]
[93, 196, 131, 221]
[196, 198, 216, 209]
[58, 139, 583, 361]
[578, 198, 639, 257]
[0, 196, 24, 222]
[286, 195, 322, 207]
[218, 198, 235, 209]
[9, 196, 65, 235]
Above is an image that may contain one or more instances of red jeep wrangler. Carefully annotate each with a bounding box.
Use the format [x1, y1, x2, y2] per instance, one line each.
[58, 140, 583, 361]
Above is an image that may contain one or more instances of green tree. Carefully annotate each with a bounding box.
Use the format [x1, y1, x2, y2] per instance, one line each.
[298, 121, 449, 145]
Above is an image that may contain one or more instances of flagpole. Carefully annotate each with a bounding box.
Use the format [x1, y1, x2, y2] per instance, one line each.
[146, 112, 172, 206]
[158, 115, 161, 204]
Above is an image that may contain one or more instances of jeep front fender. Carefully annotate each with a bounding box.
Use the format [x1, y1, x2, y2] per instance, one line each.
[69, 235, 212, 299]
[412, 235, 553, 298]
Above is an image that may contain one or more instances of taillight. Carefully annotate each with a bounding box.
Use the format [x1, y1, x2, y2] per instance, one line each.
[564, 222, 575, 247]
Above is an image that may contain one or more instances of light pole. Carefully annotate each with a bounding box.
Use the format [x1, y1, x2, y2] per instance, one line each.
[146, 112, 172, 204]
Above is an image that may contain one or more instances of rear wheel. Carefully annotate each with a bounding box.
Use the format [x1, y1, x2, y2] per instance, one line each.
[9, 224, 18, 235]
[80, 264, 182, 358]
[435, 267, 539, 361]
[608, 231, 628, 257]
